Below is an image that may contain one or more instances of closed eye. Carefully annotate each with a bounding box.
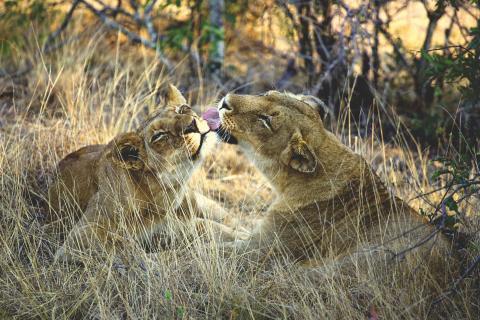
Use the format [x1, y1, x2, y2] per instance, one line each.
[151, 131, 167, 143]
[258, 114, 272, 130]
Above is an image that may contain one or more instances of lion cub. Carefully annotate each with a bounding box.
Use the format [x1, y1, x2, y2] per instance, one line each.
[49, 85, 244, 261]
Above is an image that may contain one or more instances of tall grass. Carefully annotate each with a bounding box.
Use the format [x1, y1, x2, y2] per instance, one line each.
[0, 36, 478, 319]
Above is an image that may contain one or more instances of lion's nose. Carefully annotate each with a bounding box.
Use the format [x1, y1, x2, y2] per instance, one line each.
[219, 97, 232, 111]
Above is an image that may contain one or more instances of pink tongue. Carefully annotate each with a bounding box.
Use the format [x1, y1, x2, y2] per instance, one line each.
[202, 107, 221, 131]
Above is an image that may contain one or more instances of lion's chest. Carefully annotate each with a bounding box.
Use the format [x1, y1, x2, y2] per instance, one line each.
[105, 173, 182, 232]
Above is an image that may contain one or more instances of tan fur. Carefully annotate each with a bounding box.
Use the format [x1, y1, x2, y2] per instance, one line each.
[217, 91, 454, 287]
[49, 85, 245, 261]
[48, 144, 104, 223]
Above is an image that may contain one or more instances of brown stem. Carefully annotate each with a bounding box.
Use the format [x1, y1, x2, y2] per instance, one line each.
[372, 0, 381, 88]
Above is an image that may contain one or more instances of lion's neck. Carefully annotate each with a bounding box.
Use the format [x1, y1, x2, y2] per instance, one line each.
[263, 135, 367, 210]
[132, 168, 193, 213]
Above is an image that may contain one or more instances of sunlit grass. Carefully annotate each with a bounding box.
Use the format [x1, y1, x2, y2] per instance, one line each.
[0, 35, 478, 319]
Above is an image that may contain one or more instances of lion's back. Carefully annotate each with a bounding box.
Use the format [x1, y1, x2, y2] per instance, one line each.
[47, 144, 105, 225]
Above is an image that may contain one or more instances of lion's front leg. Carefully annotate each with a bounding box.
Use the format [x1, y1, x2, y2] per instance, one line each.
[193, 217, 250, 242]
[173, 191, 251, 242]
[189, 191, 229, 222]
[54, 194, 119, 263]
[54, 218, 102, 263]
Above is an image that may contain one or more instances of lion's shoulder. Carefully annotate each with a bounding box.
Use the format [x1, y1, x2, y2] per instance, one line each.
[48, 145, 105, 220]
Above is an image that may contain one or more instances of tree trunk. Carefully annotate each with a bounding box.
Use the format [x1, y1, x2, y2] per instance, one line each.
[189, 0, 204, 73]
[296, 1, 315, 87]
[312, 0, 334, 67]
[372, 0, 381, 88]
[208, 0, 225, 74]
[414, 0, 446, 110]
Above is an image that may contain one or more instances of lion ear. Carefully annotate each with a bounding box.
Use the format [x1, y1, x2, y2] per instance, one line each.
[166, 84, 187, 108]
[111, 133, 145, 171]
[280, 130, 317, 174]
[296, 94, 330, 120]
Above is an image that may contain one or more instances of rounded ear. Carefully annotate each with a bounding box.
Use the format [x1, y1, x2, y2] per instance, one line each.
[110, 132, 146, 171]
[280, 130, 317, 173]
[296, 94, 331, 120]
[166, 84, 187, 108]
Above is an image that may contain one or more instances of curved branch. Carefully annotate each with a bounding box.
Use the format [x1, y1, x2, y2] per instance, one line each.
[43, 0, 172, 70]
[43, 0, 81, 51]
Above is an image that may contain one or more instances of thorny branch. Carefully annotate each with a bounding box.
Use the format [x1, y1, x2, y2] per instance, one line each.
[406, 160, 480, 311]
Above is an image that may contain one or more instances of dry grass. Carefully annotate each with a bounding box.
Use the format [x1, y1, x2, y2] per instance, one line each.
[0, 36, 478, 319]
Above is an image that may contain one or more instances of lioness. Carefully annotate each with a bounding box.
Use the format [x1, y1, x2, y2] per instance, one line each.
[208, 91, 453, 273]
[49, 85, 244, 261]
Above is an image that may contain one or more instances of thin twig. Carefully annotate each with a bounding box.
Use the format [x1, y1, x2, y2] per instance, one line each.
[391, 183, 455, 260]
[144, 0, 160, 43]
[93, 0, 133, 18]
[410, 45, 475, 56]
[43, 0, 81, 52]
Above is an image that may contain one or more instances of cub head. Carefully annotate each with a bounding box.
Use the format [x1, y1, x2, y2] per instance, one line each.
[216, 91, 330, 175]
[110, 85, 215, 182]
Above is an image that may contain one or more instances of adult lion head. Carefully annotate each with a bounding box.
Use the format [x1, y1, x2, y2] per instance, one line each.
[210, 90, 355, 197]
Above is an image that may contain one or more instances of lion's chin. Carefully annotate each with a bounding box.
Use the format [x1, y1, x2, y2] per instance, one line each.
[216, 125, 238, 144]
[191, 131, 217, 160]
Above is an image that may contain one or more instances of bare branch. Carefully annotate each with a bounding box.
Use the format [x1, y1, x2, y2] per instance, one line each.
[43, 0, 81, 51]
[92, 0, 133, 18]
[129, 0, 139, 12]
[444, 10, 457, 52]
[145, 0, 158, 15]
[79, 0, 171, 68]
[372, 0, 381, 87]
[421, 0, 447, 54]
[43, 0, 172, 69]
[144, 0, 159, 43]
